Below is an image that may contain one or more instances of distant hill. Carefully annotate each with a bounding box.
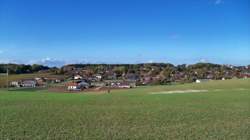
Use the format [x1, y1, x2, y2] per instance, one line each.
[0, 63, 249, 87]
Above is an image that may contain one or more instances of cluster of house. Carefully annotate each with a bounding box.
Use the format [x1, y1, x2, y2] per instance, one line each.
[9, 70, 250, 91]
[65, 70, 250, 91]
[65, 75, 137, 91]
[10, 77, 63, 88]
[239, 72, 250, 79]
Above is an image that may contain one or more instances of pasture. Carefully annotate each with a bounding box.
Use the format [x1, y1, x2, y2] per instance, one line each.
[0, 79, 250, 139]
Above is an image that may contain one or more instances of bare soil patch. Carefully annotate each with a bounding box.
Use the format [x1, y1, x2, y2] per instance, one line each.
[48, 86, 131, 94]
[151, 89, 209, 94]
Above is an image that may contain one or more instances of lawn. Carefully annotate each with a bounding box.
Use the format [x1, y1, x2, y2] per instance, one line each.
[0, 79, 250, 140]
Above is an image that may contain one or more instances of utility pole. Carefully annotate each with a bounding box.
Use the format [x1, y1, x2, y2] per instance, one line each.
[6, 64, 9, 90]
[108, 64, 111, 93]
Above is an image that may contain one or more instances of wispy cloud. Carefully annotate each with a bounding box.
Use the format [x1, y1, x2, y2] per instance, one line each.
[28, 57, 66, 67]
[29, 57, 92, 67]
[214, 0, 223, 5]
[199, 58, 209, 63]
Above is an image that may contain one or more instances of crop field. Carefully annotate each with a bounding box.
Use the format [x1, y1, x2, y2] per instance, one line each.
[0, 79, 250, 139]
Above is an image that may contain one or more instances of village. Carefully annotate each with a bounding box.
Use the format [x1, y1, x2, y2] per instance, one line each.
[5, 63, 250, 92]
[8, 74, 137, 92]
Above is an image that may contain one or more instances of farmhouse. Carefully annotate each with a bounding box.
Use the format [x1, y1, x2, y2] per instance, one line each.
[66, 81, 90, 91]
[118, 82, 136, 88]
[10, 81, 21, 87]
[21, 80, 37, 87]
[35, 77, 46, 87]
[94, 74, 102, 80]
[91, 82, 106, 87]
[10, 79, 44, 88]
[74, 75, 83, 80]
[66, 82, 79, 91]
[110, 80, 136, 88]
[45, 77, 63, 83]
[195, 79, 209, 83]
[77, 81, 90, 89]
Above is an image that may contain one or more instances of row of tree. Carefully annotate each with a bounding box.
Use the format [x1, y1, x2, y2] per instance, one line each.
[0, 64, 50, 74]
[1, 63, 249, 81]
[60, 63, 250, 83]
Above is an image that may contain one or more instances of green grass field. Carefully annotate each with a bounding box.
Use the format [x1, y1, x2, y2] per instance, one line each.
[0, 79, 250, 140]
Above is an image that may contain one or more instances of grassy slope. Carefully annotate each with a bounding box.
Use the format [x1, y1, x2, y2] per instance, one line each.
[0, 79, 249, 140]
[0, 73, 64, 87]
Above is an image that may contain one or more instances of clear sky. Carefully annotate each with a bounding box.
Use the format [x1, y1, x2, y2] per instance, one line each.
[0, 0, 249, 66]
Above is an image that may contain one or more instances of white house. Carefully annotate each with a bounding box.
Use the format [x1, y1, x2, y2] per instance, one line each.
[66, 81, 90, 91]
[21, 80, 37, 87]
[196, 79, 209, 83]
[95, 74, 102, 80]
[66, 82, 79, 91]
[10, 81, 21, 87]
[74, 75, 83, 80]
[196, 79, 201, 83]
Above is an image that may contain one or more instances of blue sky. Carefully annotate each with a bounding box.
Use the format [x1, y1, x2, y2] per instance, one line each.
[0, 0, 249, 66]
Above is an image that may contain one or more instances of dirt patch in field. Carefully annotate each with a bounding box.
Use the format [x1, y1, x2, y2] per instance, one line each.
[150, 90, 209, 95]
[235, 88, 248, 91]
[150, 88, 249, 95]
[48, 86, 131, 94]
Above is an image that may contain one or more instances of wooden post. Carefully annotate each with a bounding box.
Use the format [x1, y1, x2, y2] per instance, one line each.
[6, 64, 9, 90]
[107, 81, 111, 93]
[107, 64, 111, 93]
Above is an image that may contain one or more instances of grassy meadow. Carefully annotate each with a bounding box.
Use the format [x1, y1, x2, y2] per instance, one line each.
[0, 79, 250, 139]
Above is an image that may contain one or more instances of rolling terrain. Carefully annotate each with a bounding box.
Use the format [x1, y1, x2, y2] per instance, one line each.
[0, 73, 64, 87]
[0, 79, 249, 139]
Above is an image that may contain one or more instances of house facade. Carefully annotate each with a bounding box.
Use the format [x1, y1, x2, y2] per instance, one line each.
[66, 81, 90, 91]
[21, 80, 37, 87]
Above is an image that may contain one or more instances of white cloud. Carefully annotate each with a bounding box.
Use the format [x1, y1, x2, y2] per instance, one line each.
[199, 58, 209, 63]
[0, 57, 92, 67]
[215, 0, 223, 5]
[0, 60, 8, 63]
[30, 58, 91, 67]
[148, 60, 155, 63]
[29, 57, 66, 67]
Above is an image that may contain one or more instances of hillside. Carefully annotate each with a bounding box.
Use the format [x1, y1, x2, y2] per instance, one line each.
[0, 79, 249, 139]
[0, 73, 64, 87]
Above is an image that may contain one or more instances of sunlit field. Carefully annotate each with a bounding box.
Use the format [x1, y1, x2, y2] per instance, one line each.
[0, 79, 250, 139]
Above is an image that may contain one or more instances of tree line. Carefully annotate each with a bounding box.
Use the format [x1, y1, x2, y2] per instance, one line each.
[1, 63, 249, 81]
[0, 64, 50, 74]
